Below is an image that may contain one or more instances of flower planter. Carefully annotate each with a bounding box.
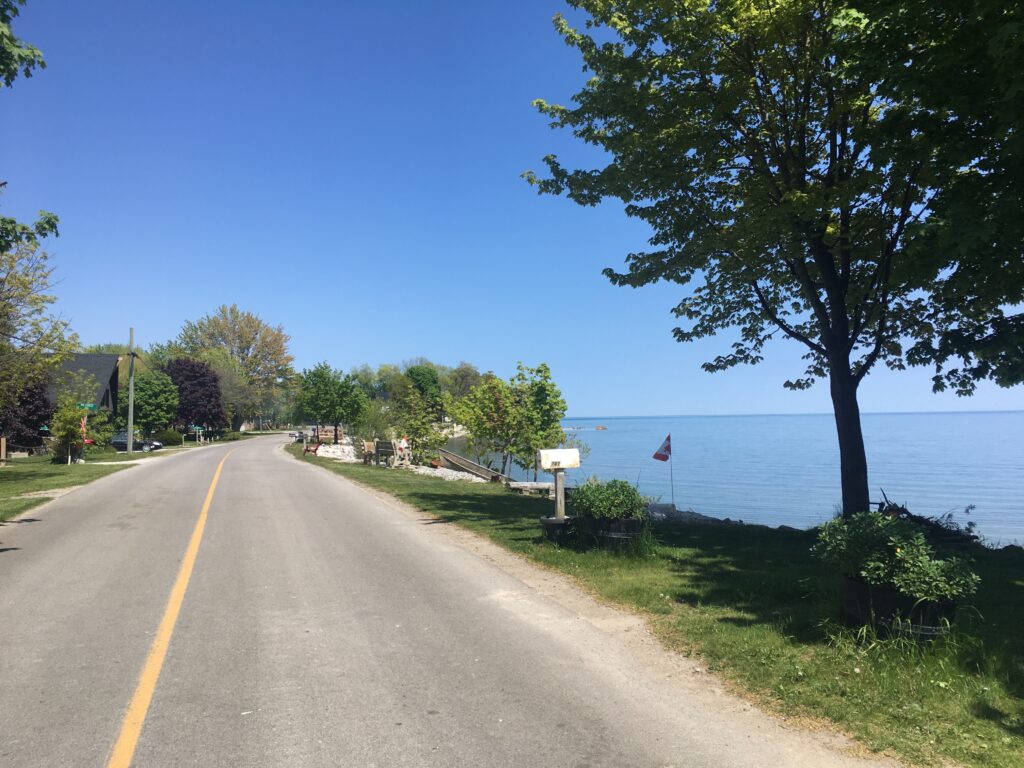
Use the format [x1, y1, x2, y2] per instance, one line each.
[539, 516, 575, 546]
[840, 575, 956, 640]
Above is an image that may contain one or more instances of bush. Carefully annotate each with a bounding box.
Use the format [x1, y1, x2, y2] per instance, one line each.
[814, 511, 980, 602]
[152, 429, 184, 446]
[220, 431, 244, 441]
[569, 478, 647, 520]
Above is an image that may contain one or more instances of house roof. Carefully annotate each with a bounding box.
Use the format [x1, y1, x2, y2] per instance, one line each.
[50, 353, 122, 409]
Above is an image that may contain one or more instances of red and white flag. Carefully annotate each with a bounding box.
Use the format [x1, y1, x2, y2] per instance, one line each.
[652, 434, 671, 462]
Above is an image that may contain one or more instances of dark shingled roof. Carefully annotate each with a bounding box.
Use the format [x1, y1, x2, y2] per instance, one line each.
[50, 353, 122, 412]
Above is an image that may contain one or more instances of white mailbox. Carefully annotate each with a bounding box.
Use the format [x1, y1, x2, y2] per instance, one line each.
[537, 448, 580, 470]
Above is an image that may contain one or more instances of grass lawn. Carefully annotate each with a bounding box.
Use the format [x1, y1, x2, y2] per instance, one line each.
[0, 454, 132, 522]
[290, 445, 1024, 768]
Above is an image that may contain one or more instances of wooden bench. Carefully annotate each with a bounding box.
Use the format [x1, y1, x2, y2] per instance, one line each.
[303, 441, 322, 456]
[374, 440, 396, 466]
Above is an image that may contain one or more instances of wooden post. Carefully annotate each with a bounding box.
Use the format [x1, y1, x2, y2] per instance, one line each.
[1, 436, 7, 467]
[126, 327, 136, 456]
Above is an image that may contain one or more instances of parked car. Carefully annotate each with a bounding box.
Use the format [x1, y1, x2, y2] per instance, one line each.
[111, 431, 163, 452]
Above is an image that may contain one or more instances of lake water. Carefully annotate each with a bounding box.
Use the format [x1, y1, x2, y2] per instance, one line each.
[523, 412, 1023, 545]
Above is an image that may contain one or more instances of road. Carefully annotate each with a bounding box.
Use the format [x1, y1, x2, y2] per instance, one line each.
[0, 436, 891, 767]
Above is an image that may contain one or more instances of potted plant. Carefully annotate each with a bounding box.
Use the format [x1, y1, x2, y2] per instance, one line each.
[569, 478, 649, 547]
[813, 511, 980, 637]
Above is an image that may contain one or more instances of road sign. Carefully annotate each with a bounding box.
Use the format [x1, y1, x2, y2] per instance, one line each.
[77, 403, 98, 411]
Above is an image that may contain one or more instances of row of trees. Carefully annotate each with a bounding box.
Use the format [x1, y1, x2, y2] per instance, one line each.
[294, 358, 574, 474]
[71, 304, 296, 438]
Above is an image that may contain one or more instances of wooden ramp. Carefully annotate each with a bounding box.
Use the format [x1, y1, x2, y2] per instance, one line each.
[437, 448, 509, 483]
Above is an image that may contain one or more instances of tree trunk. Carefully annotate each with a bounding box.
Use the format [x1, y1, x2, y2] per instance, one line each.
[333, 422, 339, 444]
[829, 362, 871, 517]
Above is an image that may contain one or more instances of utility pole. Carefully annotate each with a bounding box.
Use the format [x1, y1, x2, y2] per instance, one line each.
[126, 327, 136, 456]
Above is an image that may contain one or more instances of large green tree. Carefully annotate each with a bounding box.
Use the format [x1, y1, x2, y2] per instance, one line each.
[177, 305, 294, 428]
[0, 243, 74, 411]
[509, 362, 568, 477]
[299, 363, 368, 443]
[165, 358, 226, 430]
[121, 371, 179, 436]
[526, 0, 1020, 516]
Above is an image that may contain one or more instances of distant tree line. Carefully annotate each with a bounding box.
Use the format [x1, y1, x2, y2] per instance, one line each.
[295, 357, 577, 474]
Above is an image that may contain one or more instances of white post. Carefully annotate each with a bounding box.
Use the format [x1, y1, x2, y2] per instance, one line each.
[554, 469, 566, 520]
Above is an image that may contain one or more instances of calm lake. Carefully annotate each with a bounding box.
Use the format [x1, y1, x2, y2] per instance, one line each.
[531, 412, 1024, 545]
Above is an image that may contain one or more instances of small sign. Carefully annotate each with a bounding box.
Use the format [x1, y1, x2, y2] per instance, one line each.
[77, 403, 98, 411]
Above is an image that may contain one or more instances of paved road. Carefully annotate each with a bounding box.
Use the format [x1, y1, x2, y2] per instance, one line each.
[0, 437, 890, 767]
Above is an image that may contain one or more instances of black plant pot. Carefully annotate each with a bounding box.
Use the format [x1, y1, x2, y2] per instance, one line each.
[840, 575, 956, 640]
[539, 516, 575, 546]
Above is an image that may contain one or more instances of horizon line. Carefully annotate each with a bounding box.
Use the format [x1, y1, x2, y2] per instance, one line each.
[564, 409, 1024, 419]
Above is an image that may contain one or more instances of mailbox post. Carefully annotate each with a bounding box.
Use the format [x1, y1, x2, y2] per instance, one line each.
[537, 448, 580, 521]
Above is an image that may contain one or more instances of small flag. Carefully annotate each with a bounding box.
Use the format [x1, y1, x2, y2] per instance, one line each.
[652, 434, 671, 462]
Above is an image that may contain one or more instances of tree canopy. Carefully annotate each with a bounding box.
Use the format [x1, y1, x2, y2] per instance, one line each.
[125, 371, 179, 436]
[0, 243, 74, 412]
[176, 305, 295, 427]
[0, 377, 53, 445]
[852, 0, 1024, 392]
[454, 363, 568, 476]
[299, 363, 368, 443]
[166, 357, 227, 430]
[527, 0, 1022, 514]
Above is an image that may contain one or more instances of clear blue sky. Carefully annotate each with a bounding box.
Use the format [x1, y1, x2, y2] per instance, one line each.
[2, 1, 1020, 416]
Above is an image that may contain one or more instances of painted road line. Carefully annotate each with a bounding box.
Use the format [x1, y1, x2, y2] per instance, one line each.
[106, 450, 233, 768]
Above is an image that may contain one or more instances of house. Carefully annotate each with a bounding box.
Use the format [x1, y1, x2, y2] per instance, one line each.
[50, 353, 122, 414]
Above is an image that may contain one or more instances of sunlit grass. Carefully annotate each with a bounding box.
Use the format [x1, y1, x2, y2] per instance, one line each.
[0, 454, 130, 522]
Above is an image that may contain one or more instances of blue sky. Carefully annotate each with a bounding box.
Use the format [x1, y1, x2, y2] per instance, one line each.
[2, 1, 1021, 417]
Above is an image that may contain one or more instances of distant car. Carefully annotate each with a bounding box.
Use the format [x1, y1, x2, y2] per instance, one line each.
[111, 431, 163, 452]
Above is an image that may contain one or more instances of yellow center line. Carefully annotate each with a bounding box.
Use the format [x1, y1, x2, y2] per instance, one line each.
[106, 450, 233, 768]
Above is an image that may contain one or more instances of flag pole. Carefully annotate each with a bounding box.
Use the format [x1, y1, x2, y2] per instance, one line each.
[669, 445, 676, 511]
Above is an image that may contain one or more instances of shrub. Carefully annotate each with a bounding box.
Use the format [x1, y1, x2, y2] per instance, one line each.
[152, 429, 184, 446]
[814, 511, 980, 602]
[220, 431, 244, 441]
[569, 478, 647, 520]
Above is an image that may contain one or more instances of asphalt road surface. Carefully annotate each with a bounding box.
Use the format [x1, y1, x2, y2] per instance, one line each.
[0, 437, 891, 767]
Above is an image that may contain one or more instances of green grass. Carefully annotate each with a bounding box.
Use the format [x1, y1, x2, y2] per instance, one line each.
[0, 454, 131, 522]
[290, 445, 1024, 768]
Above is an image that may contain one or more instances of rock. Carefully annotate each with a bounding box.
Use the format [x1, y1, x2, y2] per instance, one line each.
[410, 465, 486, 483]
